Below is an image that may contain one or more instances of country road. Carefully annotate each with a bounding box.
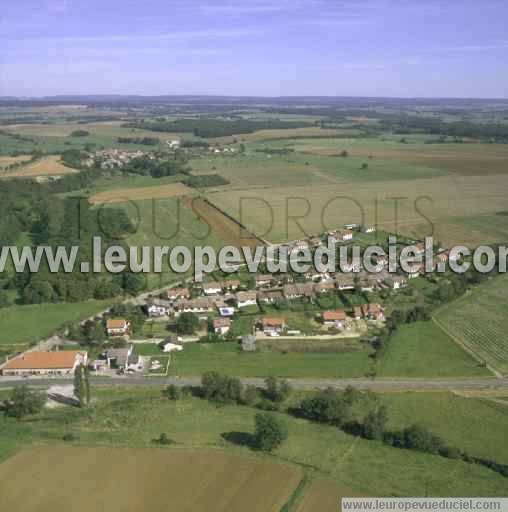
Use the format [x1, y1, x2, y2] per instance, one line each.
[1, 376, 508, 391]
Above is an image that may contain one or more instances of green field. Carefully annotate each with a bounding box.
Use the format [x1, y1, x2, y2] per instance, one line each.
[0, 387, 507, 498]
[0, 300, 109, 345]
[433, 273, 508, 375]
[377, 322, 491, 378]
[169, 342, 374, 378]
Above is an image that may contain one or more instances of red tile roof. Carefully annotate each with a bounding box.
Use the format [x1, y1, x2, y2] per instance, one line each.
[3, 351, 84, 370]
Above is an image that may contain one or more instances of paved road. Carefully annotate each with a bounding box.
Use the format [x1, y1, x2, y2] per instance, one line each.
[1, 376, 507, 391]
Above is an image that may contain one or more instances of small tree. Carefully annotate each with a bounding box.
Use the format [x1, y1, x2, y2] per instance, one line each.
[362, 405, 388, 440]
[340, 150, 349, 157]
[361, 162, 368, 170]
[74, 363, 90, 408]
[254, 412, 288, 452]
[163, 384, 182, 400]
[3, 385, 45, 420]
[264, 376, 291, 403]
[176, 312, 199, 335]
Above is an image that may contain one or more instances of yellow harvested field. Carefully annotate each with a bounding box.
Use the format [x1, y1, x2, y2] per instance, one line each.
[0, 155, 78, 178]
[89, 182, 193, 204]
[0, 446, 302, 512]
[297, 479, 365, 512]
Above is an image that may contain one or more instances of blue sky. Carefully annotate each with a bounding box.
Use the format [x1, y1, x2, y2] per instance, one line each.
[1, 0, 507, 98]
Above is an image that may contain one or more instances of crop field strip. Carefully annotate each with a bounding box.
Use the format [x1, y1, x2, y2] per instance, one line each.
[0, 446, 302, 512]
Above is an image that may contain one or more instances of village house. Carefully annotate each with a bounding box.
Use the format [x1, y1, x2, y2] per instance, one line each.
[335, 275, 355, 291]
[213, 317, 231, 335]
[147, 303, 168, 317]
[257, 290, 284, 304]
[353, 306, 363, 320]
[337, 229, 354, 242]
[283, 283, 314, 300]
[386, 275, 408, 289]
[174, 298, 214, 315]
[236, 291, 258, 308]
[361, 303, 385, 321]
[305, 268, 330, 281]
[260, 317, 286, 335]
[105, 345, 139, 370]
[202, 282, 223, 295]
[321, 309, 347, 328]
[255, 274, 273, 288]
[106, 319, 130, 337]
[222, 280, 241, 291]
[166, 287, 190, 301]
[314, 280, 336, 294]
[1, 350, 88, 377]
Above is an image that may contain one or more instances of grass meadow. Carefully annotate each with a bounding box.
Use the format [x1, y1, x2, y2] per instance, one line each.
[0, 300, 109, 346]
[376, 322, 491, 378]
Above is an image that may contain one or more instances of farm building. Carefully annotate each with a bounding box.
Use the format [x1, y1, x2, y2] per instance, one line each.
[105, 345, 139, 370]
[1, 350, 88, 377]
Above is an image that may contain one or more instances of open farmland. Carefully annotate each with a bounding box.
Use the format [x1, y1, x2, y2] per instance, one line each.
[0, 154, 32, 168]
[208, 126, 352, 144]
[1, 388, 507, 498]
[193, 137, 508, 246]
[88, 182, 193, 204]
[183, 196, 264, 250]
[297, 479, 365, 512]
[0, 301, 110, 346]
[0, 446, 302, 512]
[285, 138, 508, 176]
[4, 120, 184, 140]
[207, 173, 508, 245]
[433, 273, 508, 376]
[0, 155, 78, 178]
